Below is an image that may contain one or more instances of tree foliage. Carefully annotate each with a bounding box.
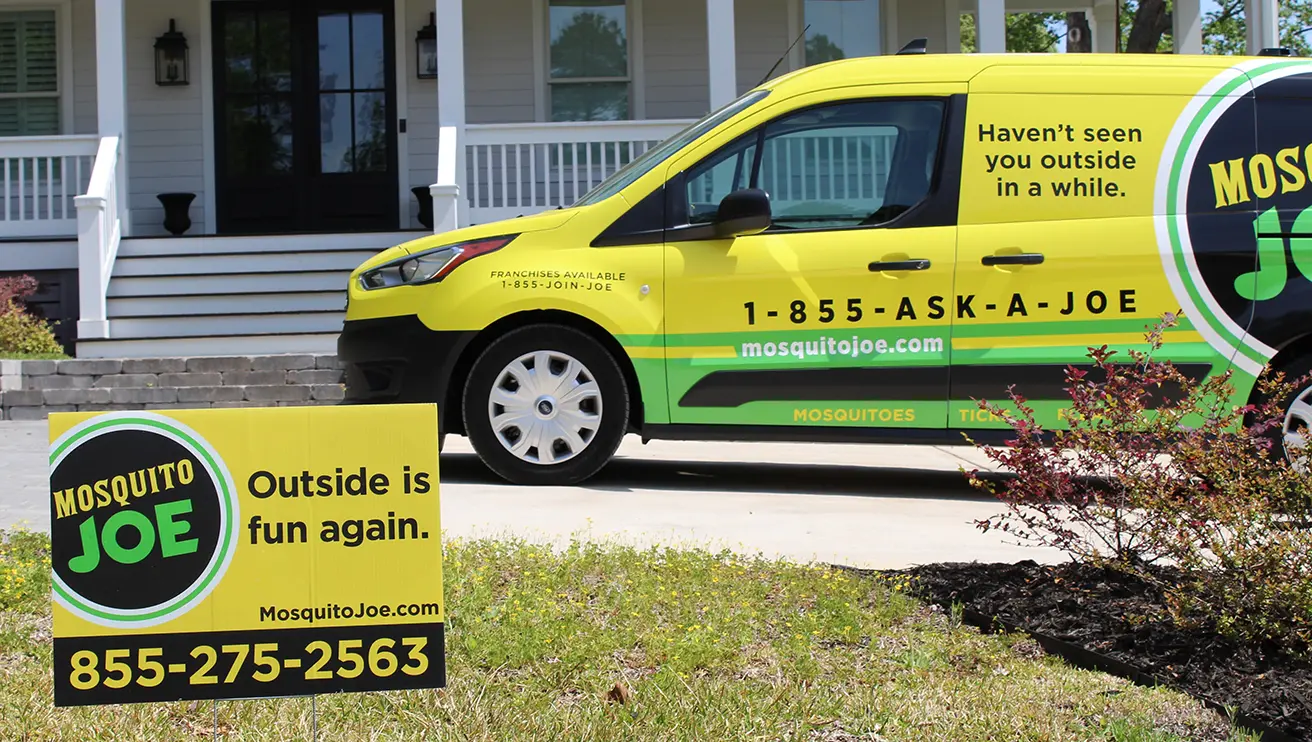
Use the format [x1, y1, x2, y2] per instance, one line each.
[806, 33, 846, 65]
[1119, 0, 1312, 54]
[550, 11, 627, 79]
[962, 0, 1312, 55]
[960, 12, 1067, 52]
[1200, 0, 1312, 54]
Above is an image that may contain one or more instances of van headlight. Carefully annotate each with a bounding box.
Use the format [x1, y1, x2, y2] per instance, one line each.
[358, 235, 517, 291]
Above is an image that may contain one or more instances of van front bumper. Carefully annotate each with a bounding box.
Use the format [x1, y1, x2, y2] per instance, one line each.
[336, 315, 476, 424]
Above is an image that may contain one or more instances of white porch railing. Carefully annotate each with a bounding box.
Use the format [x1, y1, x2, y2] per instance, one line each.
[464, 120, 692, 224]
[74, 136, 124, 340]
[430, 122, 901, 233]
[759, 132, 897, 208]
[0, 135, 100, 238]
[687, 131, 899, 215]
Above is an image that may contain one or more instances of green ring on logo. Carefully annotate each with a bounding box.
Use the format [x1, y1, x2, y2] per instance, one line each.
[1160, 59, 1312, 375]
[49, 414, 238, 626]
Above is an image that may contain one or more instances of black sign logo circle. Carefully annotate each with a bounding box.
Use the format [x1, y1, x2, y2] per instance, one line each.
[50, 418, 234, 622]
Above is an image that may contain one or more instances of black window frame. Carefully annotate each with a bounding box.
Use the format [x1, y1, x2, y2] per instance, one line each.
[591, 93, 967, 248]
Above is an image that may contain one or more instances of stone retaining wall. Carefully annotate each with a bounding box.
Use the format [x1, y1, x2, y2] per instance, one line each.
[0, 354, 346, 420]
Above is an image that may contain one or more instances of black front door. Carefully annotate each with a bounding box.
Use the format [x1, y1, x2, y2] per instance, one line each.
[213, 0, 399, 234]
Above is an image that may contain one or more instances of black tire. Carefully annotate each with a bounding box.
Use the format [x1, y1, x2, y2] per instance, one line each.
[461, 324, 629, 485]
[1249, 352, 1312, 464]
[1269, 352, 1312, 467]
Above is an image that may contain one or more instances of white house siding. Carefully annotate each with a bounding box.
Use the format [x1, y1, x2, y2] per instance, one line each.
[643, 0, 710, 119]
[401, 0, 438, 229]
[71, 0, 97, 135]
[464, 0, 535, 124]
[125, 0, 207, 237]
[66, 0, 920, 237]
[734, 0, 793, 97]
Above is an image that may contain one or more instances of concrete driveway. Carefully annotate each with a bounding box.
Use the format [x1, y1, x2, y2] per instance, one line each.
[2, 421, 1061, 569]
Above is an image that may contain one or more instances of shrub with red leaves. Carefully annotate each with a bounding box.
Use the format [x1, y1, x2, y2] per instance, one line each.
[0, 274, 63, 356]
[0, 275, 39, 310]
[966, 313, 1312, 652]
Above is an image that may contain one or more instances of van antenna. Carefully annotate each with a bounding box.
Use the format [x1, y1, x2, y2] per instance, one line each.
[758, 24, 811, 87]
[897, 38, 929, 55]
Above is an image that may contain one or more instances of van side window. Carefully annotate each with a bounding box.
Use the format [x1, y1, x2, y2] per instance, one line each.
[685, 136, 758, 225]
[684, 98, 947, 230]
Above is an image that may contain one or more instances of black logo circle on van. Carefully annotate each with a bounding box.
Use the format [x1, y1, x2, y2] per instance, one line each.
[1187, 73, 1312, 315]
[49, 414, 238, 628]
[1159, 61, 1312, 375]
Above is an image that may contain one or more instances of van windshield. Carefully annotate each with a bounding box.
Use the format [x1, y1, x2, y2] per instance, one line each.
[571, 89, 772, 208]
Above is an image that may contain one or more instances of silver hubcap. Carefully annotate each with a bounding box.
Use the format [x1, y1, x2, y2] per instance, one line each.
[1284, 383, 1312, 473]
[488, 350, 602, 465]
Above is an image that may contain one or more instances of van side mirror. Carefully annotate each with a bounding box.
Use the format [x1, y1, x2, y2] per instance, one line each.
[714, 188, 772, 238]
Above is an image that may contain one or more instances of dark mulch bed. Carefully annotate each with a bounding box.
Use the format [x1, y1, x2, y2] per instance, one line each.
[883, 560, 1312, 740]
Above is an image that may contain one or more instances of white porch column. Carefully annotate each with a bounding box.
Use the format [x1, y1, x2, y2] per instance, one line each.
[94, 0, 129, 235]
[1091, 2, 1117, 52]
[1245, 0, 1280, 54]
[433, 0, 467, 231]
[1173, 0, 1202, 53]
[706, 0, 737, 107]
[977, 0, 1007, 52]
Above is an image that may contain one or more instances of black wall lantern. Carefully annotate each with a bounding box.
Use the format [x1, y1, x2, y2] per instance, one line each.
[154, 19, 189, 86]
[417, 13, 437, 79]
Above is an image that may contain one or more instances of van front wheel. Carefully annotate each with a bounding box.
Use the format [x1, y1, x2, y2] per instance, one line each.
[462, 325, 629, 485]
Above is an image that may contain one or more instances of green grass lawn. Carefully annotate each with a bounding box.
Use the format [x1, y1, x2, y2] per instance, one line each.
[0, 529, 1256, 741]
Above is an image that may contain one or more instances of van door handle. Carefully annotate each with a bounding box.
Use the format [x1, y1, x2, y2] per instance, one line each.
[982, 253, 1044, 266]
[869, 259, 931, 272]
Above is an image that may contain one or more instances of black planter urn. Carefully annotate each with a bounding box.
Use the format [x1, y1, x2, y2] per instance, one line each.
[412, 186, 434, 230]
[157, 192, 196, 236]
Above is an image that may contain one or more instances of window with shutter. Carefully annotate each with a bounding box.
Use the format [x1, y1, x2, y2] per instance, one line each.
[0, 10, 60, 137]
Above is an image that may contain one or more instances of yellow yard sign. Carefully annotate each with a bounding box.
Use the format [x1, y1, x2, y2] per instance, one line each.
[47, 405, 444, 707]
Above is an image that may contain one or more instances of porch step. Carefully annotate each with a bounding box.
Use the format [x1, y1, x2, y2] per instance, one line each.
[75, 334, 341, 359]
[107, 312, 345, 339]
[111, 250, 377, 277]
[108, 271, 350, 297]
[79, 231, 415, 358]
[115, 230, 427, 257]
[108, 292, 345, 317]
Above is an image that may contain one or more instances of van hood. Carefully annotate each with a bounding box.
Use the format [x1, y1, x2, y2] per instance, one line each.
[394, 207, 581, 256]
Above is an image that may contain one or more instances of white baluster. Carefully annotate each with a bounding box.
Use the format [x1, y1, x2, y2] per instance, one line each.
[572, 142, 580, 204]
[498, 144, 507, 208]
[515, 145, 524, 208]
[556, 143, 564, 206]
[529, 144, 538, 208]
[472, 145, 482, 209]
[18, 159, 27, 221]
[585, 141, 593, 193]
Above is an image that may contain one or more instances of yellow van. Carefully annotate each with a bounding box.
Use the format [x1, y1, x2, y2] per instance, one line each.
[339, 51, 1312, 485]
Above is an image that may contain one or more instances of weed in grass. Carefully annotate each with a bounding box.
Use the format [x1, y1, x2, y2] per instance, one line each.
[0, 527, 52, 613]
